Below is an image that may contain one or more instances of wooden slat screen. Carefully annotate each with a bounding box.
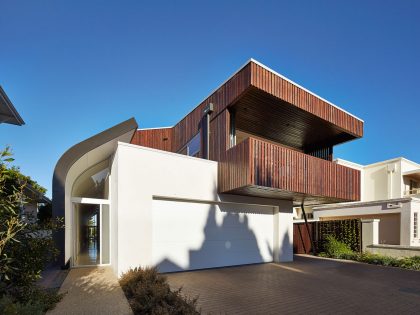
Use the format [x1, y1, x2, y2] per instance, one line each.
[219, 137, 360, 201]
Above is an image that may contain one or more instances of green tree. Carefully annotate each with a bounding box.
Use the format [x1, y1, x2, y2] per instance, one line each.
[0, 147, 62, 314]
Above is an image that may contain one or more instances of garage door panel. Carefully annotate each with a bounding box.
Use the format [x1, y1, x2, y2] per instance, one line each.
[152, 200, 274, 272]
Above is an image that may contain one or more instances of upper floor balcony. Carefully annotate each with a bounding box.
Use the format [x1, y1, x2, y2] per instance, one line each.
[403, 170, 420, 197]
[219, 137, 361, 205]
[404, 188, 420, 197]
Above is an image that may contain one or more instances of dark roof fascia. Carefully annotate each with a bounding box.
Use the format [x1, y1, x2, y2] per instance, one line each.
[0, 85, 25, 125]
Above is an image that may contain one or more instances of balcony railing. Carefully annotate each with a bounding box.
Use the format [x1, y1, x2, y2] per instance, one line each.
[219, 137, 361, 202]
[404, 188, 420, 197]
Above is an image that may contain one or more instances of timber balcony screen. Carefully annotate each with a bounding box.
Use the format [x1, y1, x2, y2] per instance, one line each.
[219, 137, 361, 203]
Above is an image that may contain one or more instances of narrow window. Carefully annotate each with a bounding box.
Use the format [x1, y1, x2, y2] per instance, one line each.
[414, 212, 418, 239]
[187, 132, 200, 157]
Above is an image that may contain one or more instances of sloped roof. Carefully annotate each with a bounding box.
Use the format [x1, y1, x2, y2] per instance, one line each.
[0, 86, 25, 125]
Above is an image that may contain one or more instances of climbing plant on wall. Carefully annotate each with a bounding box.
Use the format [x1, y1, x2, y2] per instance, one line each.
[315, 219, 361, 252]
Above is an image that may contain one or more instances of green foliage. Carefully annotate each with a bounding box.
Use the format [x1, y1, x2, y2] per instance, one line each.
[0, 147, 26, 280]
[357, 253, 399, 267]
[0, 147, 63, 313]
[322, 235, 354, 259]
[0, 295, 44, 315]
[317, 219, 361, 252]
[399, 256, 420, 270]
[0, 288, 62, 315]
[7, 166, 46, 195]
[120, 267, 200, 315]
[320, 236, 420, 271]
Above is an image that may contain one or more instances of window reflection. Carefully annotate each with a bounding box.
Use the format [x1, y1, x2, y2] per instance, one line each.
[72, 160, 110, 199]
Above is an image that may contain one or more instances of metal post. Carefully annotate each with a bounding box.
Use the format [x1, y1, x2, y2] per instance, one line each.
[301, 203, 316, 255]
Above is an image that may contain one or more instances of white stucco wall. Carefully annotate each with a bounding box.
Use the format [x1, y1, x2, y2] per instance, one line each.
[362, 161, 401, 201]
[113, 143, 293, 276]
[110, 151, 119, 275]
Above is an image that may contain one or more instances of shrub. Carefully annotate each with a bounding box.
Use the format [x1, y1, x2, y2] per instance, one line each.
[0, 295, 44, 315]
[319, 236, 420, 272]
[0, 147, 63, 313]
[322, 235, 354, 259]
[396, 256, 420, 271]
[357, 253, 399, 267]
[120, 267, 200, 315]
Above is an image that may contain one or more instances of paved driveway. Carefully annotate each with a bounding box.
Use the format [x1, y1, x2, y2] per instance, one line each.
[48, 267, 132, 315]
[166, 255, 420, 314]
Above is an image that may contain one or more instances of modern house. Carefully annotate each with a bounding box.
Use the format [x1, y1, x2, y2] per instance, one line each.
[313, 157, 420, 246]
[52, 59, 363, 275]
[0, 85, 25, 126]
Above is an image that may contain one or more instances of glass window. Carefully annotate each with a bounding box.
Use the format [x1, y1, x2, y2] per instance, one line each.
[72, 160, 110, 199]
[414, 212, 418, 239]
[187, 133, 200, 157]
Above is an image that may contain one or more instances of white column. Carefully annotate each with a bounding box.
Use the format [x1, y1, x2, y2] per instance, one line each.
[273, 200, 293, 262]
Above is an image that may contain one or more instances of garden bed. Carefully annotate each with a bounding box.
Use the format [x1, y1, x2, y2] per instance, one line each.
[319, 235, 420, 271]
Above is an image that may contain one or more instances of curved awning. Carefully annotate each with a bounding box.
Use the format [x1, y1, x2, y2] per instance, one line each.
[52, 117, 138, 266]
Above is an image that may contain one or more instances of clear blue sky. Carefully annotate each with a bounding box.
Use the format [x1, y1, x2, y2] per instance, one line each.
[1, 1, 419, 197]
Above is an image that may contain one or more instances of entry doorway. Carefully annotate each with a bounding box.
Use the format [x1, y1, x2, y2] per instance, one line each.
[72, 200, 110, 267]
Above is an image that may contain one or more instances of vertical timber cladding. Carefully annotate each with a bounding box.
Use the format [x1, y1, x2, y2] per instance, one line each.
[131, 128, 173, 152]
[172, 63, 252, 160]
[250, 62, 363, 138]
[135, 60, 363, 162]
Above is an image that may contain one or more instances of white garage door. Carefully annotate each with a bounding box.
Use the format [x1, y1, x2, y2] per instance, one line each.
[152, 199, 274, 272]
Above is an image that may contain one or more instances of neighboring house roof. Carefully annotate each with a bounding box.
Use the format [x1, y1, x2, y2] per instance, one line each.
[312, 197, 415, 211]
[334, 158, 364, 170]
[335, 157, 420, 170]
[24, 183, 51, 204]
[0, 85, 25, 126]
[403, 169, 420, 181]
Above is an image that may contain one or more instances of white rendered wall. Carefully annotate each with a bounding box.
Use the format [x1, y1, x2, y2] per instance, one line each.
[114, 143, 293, 276]
[110, 152, 119, 275]
[362, 161, 401, 201]
[274, 207, 294, 262]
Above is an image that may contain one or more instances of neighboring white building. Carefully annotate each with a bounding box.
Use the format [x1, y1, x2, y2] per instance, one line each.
[336, 157, 420, 201]
[313, 157, 420, 246]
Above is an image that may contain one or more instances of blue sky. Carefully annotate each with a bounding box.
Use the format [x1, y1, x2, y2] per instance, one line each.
[1, 0, 419, 197]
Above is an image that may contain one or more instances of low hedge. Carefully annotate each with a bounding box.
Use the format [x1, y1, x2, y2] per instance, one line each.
[319, 235, 420, 271]
[119, 267, 200, 315]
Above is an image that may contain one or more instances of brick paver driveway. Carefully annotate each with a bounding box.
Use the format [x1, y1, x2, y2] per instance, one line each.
[166, 255, 420, 314]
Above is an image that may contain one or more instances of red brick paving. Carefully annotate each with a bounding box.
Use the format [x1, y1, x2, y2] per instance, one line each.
[166, 255, 420, 314]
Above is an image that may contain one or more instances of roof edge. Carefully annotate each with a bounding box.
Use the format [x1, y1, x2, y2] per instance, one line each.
[249, 58, 364, 122]
[0, 85, 25, 125]
[175, 58, 364, 130]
